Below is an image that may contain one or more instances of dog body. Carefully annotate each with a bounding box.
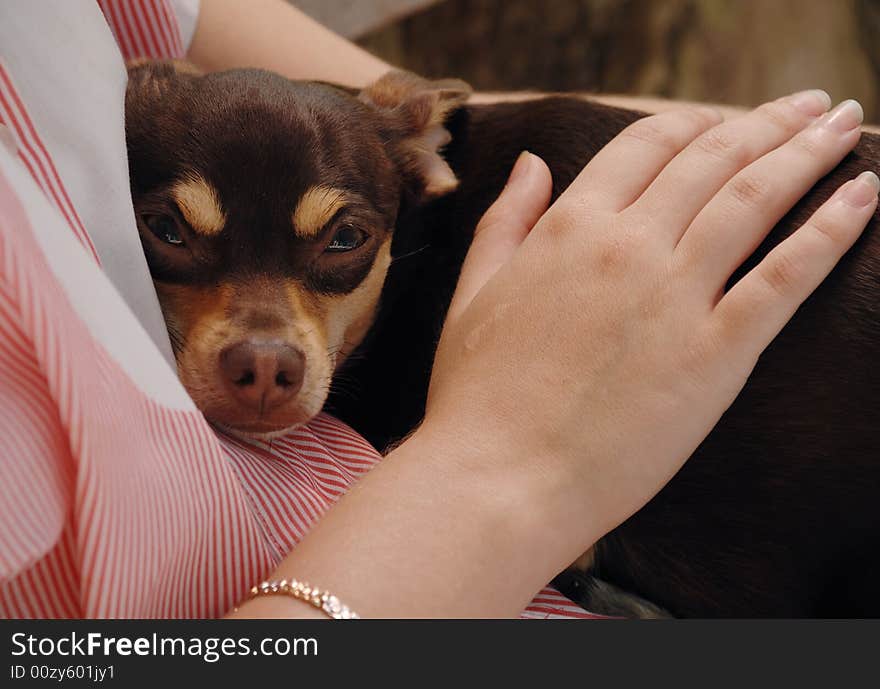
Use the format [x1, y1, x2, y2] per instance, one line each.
[126, 63, 880, 617]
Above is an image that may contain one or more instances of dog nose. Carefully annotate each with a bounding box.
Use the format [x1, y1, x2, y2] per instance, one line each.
[219, 340, 305, 413]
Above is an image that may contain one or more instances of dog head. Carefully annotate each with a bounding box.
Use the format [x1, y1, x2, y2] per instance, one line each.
[125, 62, 470, 434]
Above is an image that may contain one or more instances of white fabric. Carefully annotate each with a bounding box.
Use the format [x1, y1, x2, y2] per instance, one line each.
[171, 0, 201, 49]
[0, 0, 176, 366]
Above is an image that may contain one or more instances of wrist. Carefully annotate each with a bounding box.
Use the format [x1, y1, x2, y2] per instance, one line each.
[269, 418, 579, 617]
[408, 416, 598, 582]
[391, 425, 562, 613]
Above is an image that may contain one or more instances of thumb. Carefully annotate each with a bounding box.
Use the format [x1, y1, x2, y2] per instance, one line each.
[446, 151, 553, 324]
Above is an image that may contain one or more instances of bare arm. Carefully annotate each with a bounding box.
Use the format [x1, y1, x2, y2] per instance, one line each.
[187, 0, 389, 86]
[598, 95, 878, 133]
[473, 91, 880, 133]
[188, 0, 878, 133]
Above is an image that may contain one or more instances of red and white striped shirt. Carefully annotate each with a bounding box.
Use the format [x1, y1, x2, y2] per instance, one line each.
[0, 0, 600, 620]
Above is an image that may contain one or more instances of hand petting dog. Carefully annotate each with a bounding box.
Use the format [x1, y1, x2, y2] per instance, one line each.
[427, 93, 875, 557]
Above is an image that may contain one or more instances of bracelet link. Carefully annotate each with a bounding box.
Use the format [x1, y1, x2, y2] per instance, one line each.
[241, 578, 359, 619]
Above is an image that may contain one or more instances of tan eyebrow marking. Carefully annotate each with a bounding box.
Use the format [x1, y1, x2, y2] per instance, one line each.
[293, 185, 349, 238]
[172, 174, 226, 236]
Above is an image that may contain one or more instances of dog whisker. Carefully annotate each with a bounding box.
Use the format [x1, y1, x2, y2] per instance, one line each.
[390, 244, 430, 264]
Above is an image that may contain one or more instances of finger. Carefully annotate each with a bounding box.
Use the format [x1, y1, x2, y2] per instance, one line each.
[631, 89, 832, 238]
[679, 99, 863, 285]
[446, 151, 553, 325]
[713, 171, 878, 363]
[558, 106, 722, 214]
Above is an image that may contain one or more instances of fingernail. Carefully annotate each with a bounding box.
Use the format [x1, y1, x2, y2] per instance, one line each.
[840, 171, 880, 206]
[506, 151, 533, 187]
[824, 99, 864, 133]
[787, 89, 831, 116]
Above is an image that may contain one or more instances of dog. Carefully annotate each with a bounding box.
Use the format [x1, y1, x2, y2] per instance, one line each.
[125, 61, 880, 617]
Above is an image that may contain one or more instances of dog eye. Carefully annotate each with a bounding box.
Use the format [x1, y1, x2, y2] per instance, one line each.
[325, 225, 366, 253]
[143, 214, 185, 246]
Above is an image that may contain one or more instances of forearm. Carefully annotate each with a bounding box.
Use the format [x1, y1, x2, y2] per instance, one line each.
[474, 91, 880, 133]
[593, 94, 879, 132]
[470, 89, 747, 117]
[230, 426, 570, 619]
[590, 94, 746, 120]
[189, 0, 879, 134]
[188, 0, 390, 87]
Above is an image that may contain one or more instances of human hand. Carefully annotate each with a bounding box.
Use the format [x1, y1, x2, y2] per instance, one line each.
[421, 91, 877, 564]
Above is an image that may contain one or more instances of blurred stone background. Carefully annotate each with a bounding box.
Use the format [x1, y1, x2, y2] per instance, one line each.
[294, 0, 880, 120]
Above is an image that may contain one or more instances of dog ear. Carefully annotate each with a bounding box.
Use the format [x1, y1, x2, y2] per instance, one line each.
[359, 70, 471, 199]
[125, 59, 202, 106]
[125, 60, 204, 195]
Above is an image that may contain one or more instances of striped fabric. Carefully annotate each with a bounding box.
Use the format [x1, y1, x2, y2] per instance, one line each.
[521, 589, 610, 620]
[0, 0, 602, 620]
[97, 0, 185, 60]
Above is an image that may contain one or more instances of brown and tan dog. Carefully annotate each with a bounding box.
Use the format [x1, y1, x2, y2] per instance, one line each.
[125, 61, 880, 617]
